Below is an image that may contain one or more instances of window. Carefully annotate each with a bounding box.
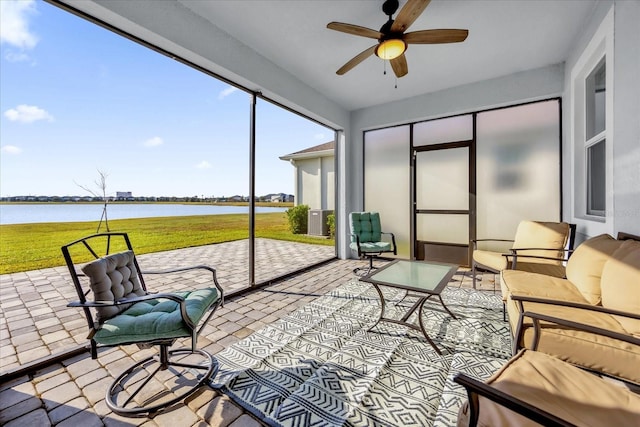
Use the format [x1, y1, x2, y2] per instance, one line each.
[587, 139, 606, 216]
[585, 58, 606, 217]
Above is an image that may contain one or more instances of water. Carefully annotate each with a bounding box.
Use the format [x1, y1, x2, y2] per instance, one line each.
[0, 203, 288, 225]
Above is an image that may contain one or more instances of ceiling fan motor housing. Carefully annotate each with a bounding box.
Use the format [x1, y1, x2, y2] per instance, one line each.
[382, 0, 400, 17]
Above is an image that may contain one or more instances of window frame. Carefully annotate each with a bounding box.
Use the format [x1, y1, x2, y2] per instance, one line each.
[570, 6, 614, 235]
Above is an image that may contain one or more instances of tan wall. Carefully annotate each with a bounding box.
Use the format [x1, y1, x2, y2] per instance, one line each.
[296, 156, 334, 210]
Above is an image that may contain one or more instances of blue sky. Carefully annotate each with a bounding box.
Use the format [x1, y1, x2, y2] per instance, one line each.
[0, 0, 331, 198]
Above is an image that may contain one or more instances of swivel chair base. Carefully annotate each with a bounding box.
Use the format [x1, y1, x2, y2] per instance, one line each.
[106, 346, 218, 417]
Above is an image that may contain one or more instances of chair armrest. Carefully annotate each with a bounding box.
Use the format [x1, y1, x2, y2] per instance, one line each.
[470, 238, 514, 251]
[453, 371, 574, 427]
[68, 292, 185, 308]
[350, 233, 362, 257]
[505, 248, 572, 269]
[381, 231, 397, 255]
[142, 264, 224, 306]
[68, 292, 197, 329]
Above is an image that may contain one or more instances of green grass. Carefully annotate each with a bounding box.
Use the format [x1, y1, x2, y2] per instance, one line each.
[0, 213, 333, 274]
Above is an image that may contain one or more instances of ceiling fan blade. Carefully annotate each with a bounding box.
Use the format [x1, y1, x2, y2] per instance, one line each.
[390, 0, 431, 33]
[336, 45, 377, 75]
[404, 29, 468, 44]
[327, 22, 382, 39]
[390, 54, 408, 78]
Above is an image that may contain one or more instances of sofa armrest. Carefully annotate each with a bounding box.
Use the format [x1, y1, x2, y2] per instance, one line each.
[510, 294, 640, 320]
[516, 310, 640, 355]
[453, 370, 574, 427]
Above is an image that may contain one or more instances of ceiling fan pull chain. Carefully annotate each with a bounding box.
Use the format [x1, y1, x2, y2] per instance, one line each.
[383, 60, 387, 75]
[395, 77, 398, 89]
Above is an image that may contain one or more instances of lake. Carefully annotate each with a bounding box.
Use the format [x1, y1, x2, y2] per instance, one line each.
[0, 203, 288, 225]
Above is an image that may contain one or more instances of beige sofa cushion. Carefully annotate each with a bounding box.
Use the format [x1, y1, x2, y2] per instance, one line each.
[565, 234, 622, 304]
[512, 220, 570, 264]
[601, 239, 640, 336]
[510, 301, 640, 385]
[457, 349, 640, 427]
[501, 270, 587, 304]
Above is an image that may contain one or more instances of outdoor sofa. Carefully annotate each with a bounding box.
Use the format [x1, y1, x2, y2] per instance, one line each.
[500, 231, 640, 385]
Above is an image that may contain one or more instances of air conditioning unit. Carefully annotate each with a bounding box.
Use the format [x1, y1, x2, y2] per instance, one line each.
[308, 209, 333, 236]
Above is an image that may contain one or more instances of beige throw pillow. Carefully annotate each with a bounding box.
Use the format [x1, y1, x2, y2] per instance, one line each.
[600, 239, 640, 335]
[565, 234, 621, 304]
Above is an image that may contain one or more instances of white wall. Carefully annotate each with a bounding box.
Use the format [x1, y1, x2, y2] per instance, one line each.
[563, 0, 640, 241]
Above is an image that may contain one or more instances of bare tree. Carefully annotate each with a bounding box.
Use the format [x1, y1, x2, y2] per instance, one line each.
[76, 169, 111, 233]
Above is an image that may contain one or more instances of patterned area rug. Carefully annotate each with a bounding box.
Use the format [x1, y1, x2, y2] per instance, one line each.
[210, 280, 512, 426]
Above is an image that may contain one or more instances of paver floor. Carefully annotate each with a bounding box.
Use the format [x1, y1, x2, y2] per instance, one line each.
[0, 241, 499, 426]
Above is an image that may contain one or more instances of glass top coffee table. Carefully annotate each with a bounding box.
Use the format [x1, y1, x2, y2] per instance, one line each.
[360, 259, 458, 354]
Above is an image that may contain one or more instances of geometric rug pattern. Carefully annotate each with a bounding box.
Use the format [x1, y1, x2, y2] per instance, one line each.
[209, 280, 512, 426]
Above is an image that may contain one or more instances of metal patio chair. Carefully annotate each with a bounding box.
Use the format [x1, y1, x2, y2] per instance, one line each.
[471, 220, 576, 288]
[349, 212, 397, 275]
[61, 232, 224, 417]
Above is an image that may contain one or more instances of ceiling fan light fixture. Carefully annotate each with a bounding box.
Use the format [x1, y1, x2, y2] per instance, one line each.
[375, 38, 406, 60]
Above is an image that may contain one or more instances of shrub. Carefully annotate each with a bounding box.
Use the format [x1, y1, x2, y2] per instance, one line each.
[286, 204, 309, 234]
[326, 213, 335, 238]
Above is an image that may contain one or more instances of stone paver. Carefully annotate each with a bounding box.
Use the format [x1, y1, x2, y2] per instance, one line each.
[0, 238, 497, 426]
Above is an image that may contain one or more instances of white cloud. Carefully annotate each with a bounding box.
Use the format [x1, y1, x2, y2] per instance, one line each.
[1, 145, 22, 154]
[0, 0, 39, 50]
[4, 104, 53, 123]
[195, 161, 212, 169]
[5, 51, 31, 63]
[143, 136, 164, 147]
[218, 86, 239, 100]
[314, 133, 327, 141]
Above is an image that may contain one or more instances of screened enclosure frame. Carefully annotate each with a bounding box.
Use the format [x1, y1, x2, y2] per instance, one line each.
[45, 0, 339, 295]
[363, 97, 563, 266]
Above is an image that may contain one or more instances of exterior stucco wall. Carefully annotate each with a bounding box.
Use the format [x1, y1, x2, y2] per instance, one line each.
[295, 157, 334, 210]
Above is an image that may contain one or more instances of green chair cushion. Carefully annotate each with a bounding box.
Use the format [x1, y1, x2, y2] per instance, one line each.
[349, 241, 391, 253]
[350, 212, 382, 243]
[94, 288, 220, 346]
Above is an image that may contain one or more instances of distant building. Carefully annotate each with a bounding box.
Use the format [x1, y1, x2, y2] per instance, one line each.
[116, 191, 132, 199]
[270, 193, 293, 203]
[279, 141, 334, 210]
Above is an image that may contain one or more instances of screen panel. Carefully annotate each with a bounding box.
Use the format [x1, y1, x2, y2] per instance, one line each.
[476, 100, 561, 250]
[364, 126, 411, 259]
[414, 115, 473, 146]
[416, 148, 469, 211]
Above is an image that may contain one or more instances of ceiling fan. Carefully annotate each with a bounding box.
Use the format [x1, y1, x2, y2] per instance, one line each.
[327, 0, 468, 78]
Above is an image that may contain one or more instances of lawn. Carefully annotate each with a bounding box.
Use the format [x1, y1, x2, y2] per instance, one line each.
[0, 213, 333, 274]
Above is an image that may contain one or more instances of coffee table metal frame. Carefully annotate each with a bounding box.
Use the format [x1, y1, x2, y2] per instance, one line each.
[360, 259, 458, 355]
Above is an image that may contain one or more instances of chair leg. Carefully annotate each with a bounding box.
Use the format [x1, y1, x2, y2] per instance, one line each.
[503, 303, 506, 322]
[106, 345, 217, 417]
[353, 255, 378, 277]
[472, 263, 477, 290]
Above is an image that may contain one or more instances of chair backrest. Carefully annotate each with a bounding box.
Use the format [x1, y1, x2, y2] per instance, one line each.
[82, 250, 146, 322]
[350, 212, 383, 243]
[62, 233, 148, 326]
[512, 221, 572, 264]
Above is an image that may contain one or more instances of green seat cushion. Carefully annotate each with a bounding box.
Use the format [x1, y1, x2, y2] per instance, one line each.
[94, 288, 220, 346]
[349, 241, 391, 253]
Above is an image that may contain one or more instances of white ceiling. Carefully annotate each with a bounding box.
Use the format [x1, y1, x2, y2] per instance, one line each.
[173, 0, 597, 111]
[65, 0, 597, 112]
